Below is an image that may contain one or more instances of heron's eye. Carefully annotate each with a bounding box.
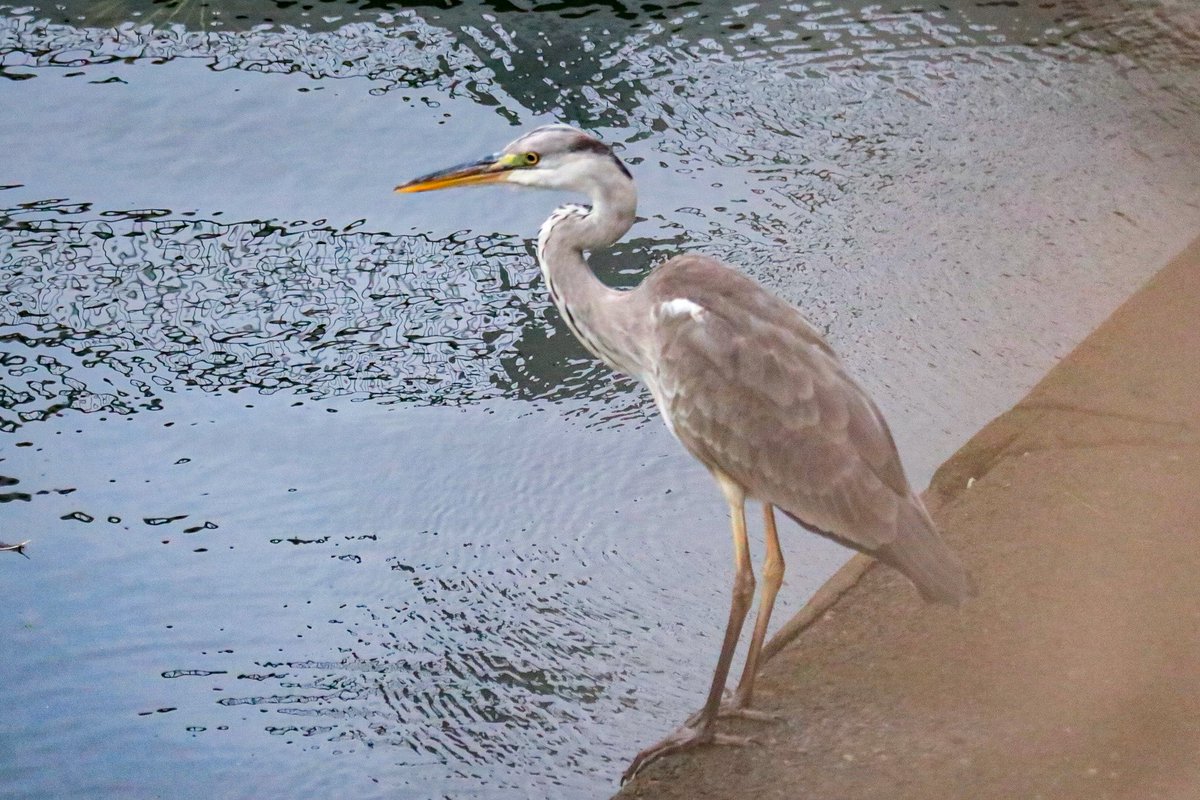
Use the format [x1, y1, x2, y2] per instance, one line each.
[523, 152, 540, 166]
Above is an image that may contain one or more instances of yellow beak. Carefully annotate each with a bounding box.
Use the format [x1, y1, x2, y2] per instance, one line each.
[395, 154, 514, 193]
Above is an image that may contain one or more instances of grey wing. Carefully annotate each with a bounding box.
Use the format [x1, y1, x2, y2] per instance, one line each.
[644, 257, 973, 604]
[652, 294, 908, 550]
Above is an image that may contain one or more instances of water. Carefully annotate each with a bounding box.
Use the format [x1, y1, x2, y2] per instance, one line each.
[1, 1, 1198, 797]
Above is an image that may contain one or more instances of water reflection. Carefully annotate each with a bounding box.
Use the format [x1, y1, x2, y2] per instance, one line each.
[8, 1, 1198, 116]
[2, 0, 1199, 798]
[1, 395, 743, 799]
[215, 549, 624, 765]
[0, 197, 657, 432]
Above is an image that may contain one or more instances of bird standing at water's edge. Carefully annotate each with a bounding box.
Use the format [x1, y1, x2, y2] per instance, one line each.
[396, 124, 974, 783]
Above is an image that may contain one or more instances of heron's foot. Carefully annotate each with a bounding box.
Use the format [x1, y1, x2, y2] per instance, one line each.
[684, 690, 784, 727]
[621, 723, 757, 784]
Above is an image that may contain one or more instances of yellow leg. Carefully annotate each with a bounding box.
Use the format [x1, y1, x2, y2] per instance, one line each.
[621, 471, 758, 783]
[696, 475, 756, 724]
[730, 503, 785, 709]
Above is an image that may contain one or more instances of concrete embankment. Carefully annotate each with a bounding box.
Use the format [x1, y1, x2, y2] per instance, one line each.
[617, 236, 1200, 800]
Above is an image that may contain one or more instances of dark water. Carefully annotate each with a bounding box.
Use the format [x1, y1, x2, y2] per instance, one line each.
[2, 1, 1198, 798]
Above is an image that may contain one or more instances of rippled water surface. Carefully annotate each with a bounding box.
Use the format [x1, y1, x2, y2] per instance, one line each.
[2, 1, 1199, 797]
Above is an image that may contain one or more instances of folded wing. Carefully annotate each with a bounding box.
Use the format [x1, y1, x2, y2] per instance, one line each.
[644, 255, 972, 605]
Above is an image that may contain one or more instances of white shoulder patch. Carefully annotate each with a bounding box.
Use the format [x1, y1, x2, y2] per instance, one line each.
[659, 298, 706, 321]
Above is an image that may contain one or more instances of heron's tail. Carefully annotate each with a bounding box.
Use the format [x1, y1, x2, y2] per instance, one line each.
[874, 499, 975, 607]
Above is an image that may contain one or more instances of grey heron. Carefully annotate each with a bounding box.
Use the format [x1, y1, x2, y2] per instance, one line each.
[396, 124, 973, 782]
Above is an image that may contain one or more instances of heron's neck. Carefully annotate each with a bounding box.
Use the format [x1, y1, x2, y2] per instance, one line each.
[535, 178, 649, 378]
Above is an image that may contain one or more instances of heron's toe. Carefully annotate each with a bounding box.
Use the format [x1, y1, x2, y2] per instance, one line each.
[684, 692, 783, 726]
[717, 705, 783, 722]
[620, 724, 758, 784]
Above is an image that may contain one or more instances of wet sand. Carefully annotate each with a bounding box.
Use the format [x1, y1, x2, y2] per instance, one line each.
[616, 236, 1200, 799]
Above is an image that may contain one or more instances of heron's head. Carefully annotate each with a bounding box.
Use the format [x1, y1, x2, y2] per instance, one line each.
[395, 124, 632, 196]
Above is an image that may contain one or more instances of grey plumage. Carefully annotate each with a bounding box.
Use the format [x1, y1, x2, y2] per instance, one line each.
[642, 254, 973, 604]
[396, 123, 973, 782]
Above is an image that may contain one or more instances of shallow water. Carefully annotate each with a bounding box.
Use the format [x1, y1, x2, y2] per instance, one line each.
[1, 1, 1198, 798]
